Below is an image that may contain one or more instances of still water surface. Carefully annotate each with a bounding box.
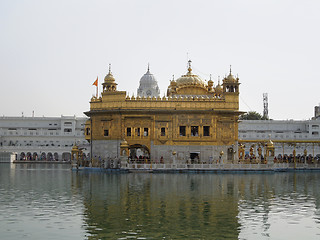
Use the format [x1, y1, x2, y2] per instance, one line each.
[0, 164, 320, 239]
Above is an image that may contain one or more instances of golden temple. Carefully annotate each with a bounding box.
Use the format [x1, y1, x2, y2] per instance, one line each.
[84, 61, 241, 163]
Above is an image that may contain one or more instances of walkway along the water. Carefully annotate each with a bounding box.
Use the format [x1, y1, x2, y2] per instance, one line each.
[71, 162, 320, 173]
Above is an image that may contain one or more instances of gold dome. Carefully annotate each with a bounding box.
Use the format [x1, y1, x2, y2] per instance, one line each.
[104, 72, 115, 82]
[170, 79, 177, 86]
[224, 66, 237, 83]
[226, 73, 236, 82]
[176, 60, 204, 87]
[267, 139, 274, 147]
[104, 64, 115, 83]
[72, 144, 79, 151]
[215, 81, 223, 93]
[120, 139, 129, 147]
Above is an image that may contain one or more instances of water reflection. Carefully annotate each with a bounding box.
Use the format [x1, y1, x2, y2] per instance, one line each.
[72, 173, 240, 239]
[237, 173, 320, 240]
[72, 172, 320, 239]
[1, 164, 320, 239]
[0, 164, 85, 240]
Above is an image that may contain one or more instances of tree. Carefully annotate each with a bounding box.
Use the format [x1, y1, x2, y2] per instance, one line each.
[239, 111, 269, 120]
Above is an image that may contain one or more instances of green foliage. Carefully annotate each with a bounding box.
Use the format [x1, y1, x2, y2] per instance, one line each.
[239, 111, 269, 120]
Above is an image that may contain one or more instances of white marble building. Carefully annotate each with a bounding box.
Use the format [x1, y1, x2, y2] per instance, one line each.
[0, 116, 89, 161]
[137, 66, 160, 98]
[239, 119, 320, 157]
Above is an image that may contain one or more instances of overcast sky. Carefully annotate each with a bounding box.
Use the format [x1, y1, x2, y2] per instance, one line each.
[1, 0, 319, 120]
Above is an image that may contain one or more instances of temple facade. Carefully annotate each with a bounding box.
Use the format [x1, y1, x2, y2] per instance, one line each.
[84, 61, 241, 163]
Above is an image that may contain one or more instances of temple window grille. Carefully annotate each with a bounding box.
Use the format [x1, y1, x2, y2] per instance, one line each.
[179, 126, 186, 136]
[104, 129, 109, 137]
[127, 127, 131, 136]
[203, 126, 210, 136]
[144, 128, 148, 136]
[191, 126, 199, 137]
[135, 128, 140, 137]
[161, 128, 166, 136]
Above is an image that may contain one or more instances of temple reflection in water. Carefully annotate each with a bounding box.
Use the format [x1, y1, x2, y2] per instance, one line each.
[71, 172, 320, 239]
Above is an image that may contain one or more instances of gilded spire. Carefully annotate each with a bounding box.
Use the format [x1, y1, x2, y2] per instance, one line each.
[188, 60, 192, 73]
[104, 63, 115, 83]
[226, 65, 236, 82]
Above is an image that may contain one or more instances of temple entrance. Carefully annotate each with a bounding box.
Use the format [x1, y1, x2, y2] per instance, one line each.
[129, 144, 150, 163]
[227, 147, 235, 162]
[190, 152, 200, 164]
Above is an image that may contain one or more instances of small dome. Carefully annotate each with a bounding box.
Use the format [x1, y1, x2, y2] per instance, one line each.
[224, 66, 237, 83]
[215, 82, 223, 93]
[104, 72, 115, 82]
[104, 64, 115, 82]
[120, 139, 129, 147]
[72, 145, 79, 151]
[226, 73, 236, 82]
[267, 139, 274, 147]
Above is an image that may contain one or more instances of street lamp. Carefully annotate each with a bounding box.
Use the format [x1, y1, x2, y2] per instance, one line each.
[220, 150, 224, 164]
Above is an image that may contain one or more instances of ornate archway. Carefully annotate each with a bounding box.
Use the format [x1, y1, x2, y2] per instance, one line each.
[129, 144, 150, 163]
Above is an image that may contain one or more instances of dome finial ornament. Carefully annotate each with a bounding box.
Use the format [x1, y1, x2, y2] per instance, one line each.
[188, 59, 192, 73]
[225, 65, 236, 83]
[147, 63, 150, 72]
[102, 63, 117, 92]
[108, 63, 112, 74]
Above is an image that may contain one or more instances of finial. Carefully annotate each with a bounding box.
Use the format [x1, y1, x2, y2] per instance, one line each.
[172, 74, 175, 81]
[188, 59, 192, 73]
[147, 63, 150, 72]
[229, 65, 232, 74]
[108, 63, 112, 74]
[210, 74, 212, 81]
[218, 76, 220, 85]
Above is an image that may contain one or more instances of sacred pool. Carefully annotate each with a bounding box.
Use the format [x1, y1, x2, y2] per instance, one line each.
[1, 163, 320, 239]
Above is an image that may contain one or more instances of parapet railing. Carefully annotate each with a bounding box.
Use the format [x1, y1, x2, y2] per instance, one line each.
[126, 162, 320, 170]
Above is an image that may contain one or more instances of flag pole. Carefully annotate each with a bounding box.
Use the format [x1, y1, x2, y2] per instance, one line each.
[96, 76, 98, 98]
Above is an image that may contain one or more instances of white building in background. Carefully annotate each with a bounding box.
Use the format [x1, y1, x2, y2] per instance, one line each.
[239, 119, 320, 156]
[137, 66, 160, 98]
[313, 104, 320, 120]
[0, 116, 89, 161]
[239, 120, 320, 140]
